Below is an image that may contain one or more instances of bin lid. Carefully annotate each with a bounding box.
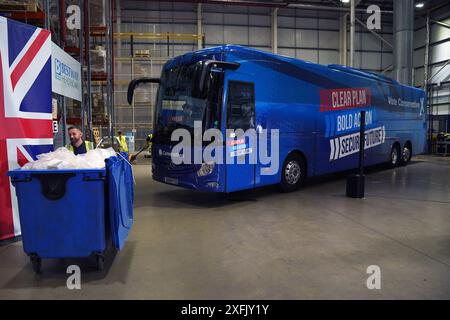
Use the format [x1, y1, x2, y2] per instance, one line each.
[107, 155, 133, 250]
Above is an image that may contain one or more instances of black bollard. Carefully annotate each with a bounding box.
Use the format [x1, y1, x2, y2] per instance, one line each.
[346, 110, 366, 198]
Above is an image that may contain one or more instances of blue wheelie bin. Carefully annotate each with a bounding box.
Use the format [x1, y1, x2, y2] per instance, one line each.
[8, 153, 133, 273]
[106, 155, 134, 251]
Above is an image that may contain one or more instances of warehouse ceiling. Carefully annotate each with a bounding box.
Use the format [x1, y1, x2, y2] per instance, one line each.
[153, 0, 450, 14]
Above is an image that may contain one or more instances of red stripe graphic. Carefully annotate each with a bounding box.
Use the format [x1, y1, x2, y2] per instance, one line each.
[320, 87, 372, 112]
[0, 52, 14, 240]
[10, 30, 49, 90]
[0, 118, 52, 139]
[17, 147, 29, 167]
[0, 140, 15, 240]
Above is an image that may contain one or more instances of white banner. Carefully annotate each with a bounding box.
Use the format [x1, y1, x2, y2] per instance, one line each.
[329, 126, 385, 161]
[51, 42, 82, 101]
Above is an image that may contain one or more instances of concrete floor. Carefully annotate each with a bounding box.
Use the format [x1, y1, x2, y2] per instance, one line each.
[0, 155, 449, 299]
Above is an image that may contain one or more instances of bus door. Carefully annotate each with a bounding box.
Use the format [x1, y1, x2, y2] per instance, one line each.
[224, 80, 256, 192]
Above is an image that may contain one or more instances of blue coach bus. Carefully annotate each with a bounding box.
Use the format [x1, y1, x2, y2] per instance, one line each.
[128, 45, 426, 193]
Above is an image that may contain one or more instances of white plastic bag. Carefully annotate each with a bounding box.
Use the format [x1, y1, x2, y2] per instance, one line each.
[21, 147, 116, 170]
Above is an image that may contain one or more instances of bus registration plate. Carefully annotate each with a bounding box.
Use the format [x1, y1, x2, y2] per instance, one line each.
[164, 177, 178, 185]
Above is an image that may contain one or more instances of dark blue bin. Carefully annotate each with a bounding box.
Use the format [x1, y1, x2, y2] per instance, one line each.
[8, 154, 133, 273]
[105, 154, 133, 251]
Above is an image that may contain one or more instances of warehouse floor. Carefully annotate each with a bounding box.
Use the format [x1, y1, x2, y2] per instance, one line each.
[0, 155, 449, 299]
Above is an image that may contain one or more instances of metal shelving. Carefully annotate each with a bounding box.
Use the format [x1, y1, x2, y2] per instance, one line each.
[113, 29, 203, 150]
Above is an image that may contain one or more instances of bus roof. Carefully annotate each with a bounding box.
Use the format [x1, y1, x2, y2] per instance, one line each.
[166, 45, 421, 91]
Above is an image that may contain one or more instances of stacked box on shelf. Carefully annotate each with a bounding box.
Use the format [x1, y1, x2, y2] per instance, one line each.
[89, 0, 105, 28]
[0, 0, 41, 12]
[91, 45, 106, 73]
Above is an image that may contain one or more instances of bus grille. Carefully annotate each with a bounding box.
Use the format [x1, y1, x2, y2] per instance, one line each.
[154, 157, 198, 174]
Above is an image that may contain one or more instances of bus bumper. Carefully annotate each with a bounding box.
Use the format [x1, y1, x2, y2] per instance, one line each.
[152, 166, 225, 192]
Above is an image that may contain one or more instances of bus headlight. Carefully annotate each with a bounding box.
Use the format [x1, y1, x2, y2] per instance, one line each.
[197, 162, 215, 177]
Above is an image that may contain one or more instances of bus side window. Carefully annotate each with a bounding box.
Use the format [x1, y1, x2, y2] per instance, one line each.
[227, 81, 255, 131]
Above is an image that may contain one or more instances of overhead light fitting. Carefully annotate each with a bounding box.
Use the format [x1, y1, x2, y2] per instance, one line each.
[415, 2, 425, 8]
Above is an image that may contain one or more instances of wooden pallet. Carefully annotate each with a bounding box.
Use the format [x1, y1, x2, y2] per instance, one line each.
[134, 50, 150, 58]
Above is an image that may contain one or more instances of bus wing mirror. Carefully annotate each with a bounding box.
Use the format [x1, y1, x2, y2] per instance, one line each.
[199, 61, 240, 93]
[127, 77, 160, 105]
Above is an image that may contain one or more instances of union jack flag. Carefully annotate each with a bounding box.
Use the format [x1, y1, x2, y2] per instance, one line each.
[0, 17, 53, 240]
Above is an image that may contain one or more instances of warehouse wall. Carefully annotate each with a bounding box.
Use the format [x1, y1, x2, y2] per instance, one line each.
[413, 2, 450, 131]
[115, 1, 395, 149]
[118, 1, 393, 70]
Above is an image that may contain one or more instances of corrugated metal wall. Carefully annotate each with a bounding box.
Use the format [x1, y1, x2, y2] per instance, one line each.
[413, 2, 450, 132]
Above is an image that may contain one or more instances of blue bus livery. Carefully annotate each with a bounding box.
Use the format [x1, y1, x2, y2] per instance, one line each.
[128, 45, 426, 193]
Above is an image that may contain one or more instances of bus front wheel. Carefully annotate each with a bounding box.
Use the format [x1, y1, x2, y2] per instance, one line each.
[280, 153, 306, 192]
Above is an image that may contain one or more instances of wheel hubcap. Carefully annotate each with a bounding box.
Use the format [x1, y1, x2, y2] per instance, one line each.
[391, 149, 398, 164]
[403, 147, 410, 162]
[285, 160, 301, 185]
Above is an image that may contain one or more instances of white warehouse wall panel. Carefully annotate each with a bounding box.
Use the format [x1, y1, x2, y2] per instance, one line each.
[223, 13, 248, 25]
[319, 51, 339, 65]
[203, 12, 224, 24]
[430, 42, 450, 64]
[278, 16, 295, 28]
[223, 26, 249, 45]
[249, 14, 270, 27]
[204, 25, 224, 44]
[278, 28, 295, 47]
[296, 49, 318, 63]
[382, 53, 393, 69]
[295, 29, 318, 48]
[249, 27, 271, 47]
[119, 1, 395, 72]
[278, 48, 296, 58]
[361, 52, 382, 70]
[318, 31, 339, 49]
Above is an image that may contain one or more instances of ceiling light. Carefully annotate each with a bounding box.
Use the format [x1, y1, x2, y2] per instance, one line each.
[341, 0, 350, 3]
[415, 2, 425, 8]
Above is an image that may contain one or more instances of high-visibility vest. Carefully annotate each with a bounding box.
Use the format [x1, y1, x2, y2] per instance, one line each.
[118, 135, 129, 152]
[66, 141, 94, 153]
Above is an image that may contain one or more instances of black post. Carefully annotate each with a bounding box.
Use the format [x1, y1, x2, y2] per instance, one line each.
[167, 36, 170, 57]
[130, 35, 134, 57]
[358, 111, 366, 175]
[346, 110, 366, 198]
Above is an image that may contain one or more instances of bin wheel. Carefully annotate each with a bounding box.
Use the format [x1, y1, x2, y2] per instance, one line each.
[30, 255, 42, 274]
[96, 254, 105, 271]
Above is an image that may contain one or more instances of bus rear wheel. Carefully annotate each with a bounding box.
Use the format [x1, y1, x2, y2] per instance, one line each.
[389, 144, 401, 168]
[280, 154, 306, 192]
[400, 142, 412, 166]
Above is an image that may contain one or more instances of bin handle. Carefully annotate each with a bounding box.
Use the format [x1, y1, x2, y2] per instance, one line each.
[10, 174, 32, 184]
[37, 173, 75, 201]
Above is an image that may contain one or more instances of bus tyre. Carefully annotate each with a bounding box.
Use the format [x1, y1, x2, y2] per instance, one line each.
[280, 154, 306, 192]
[389, 144, 400, 168]
[400, 142, 412, 166]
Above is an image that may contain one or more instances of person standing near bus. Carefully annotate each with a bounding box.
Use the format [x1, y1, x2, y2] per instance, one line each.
[146, 131, 153, 157]
[117, 130, 129, 153]
[66, 125, 94, 155]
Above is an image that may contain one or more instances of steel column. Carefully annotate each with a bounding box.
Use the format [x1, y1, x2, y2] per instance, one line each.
[393, 0, 414, 85]
[349, 0, 355, 67]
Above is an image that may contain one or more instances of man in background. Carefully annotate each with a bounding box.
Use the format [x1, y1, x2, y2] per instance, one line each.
[117, 130, 129, 153]
[66, 125, 94, 155]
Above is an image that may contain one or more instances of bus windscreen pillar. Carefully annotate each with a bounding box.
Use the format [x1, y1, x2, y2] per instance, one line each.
[346, 111, 366, 198]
